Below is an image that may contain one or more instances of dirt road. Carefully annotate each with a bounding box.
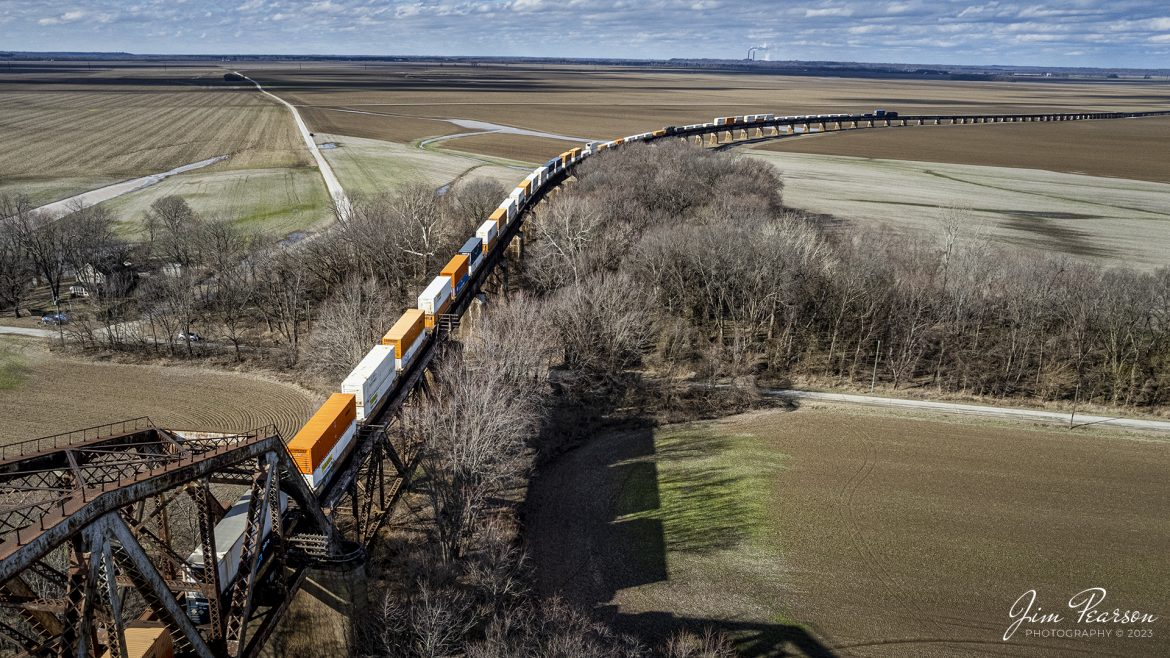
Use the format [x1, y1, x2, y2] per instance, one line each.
[239, 73, 350, 217]
[31, 156, 226, 218]
[766, 389, 1170, 433]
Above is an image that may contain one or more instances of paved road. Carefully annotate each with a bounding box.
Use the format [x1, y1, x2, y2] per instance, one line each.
[32, 156, 227, 218]
[0, 326, 56, 339]
[238, 73, 351, 217]
[764, 388, 1170, 433]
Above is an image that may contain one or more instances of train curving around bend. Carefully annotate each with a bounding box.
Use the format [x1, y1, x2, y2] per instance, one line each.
[182, 105, 1170, 620]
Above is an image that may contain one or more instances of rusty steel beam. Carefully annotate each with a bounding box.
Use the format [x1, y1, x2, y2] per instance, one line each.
[106, 513, 216, 658]
[0, 433, 283, 585]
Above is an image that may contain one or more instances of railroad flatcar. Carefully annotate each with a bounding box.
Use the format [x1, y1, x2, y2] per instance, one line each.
[382, 309, 426, 372]
[341, 345, 396, 421]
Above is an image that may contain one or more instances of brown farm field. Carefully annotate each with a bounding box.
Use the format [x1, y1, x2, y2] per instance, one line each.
[299, 105, 468, 144]
[437, 132, 580, 164]
[0, 338, 316, 442]
[529, 404, 1170, 657]
[0, 71, 310, 205]
[755, 116, 1170, 184]
[247, 62, 1170, 177]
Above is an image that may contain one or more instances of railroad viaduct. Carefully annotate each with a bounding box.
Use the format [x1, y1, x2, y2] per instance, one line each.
[0, 106, 1167, 658]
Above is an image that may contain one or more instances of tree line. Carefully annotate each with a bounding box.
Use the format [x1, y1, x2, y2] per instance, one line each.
[521, 140, 1170, 410]
[0, 179, 503, 375]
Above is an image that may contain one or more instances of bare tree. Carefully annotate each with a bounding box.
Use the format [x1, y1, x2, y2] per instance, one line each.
[306, 276, 396, 377]
[410, 349, 537, 565]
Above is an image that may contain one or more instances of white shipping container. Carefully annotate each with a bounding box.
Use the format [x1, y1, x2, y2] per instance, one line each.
[185, 490, 289, 592]
[341, 345, 396, 421]
[477, 220, 499, 252]
[502, 196, 518, 222]
[303, 421, 357, 490]
[418, 276, 453, 315]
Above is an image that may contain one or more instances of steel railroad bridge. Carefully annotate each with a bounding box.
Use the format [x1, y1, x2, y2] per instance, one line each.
[1, 106, 1167, 658]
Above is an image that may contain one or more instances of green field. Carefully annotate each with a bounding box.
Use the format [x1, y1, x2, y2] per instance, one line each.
[317, 133, 530, 199]
[102, 166, 331, 236]
[0, 345, 29, 392]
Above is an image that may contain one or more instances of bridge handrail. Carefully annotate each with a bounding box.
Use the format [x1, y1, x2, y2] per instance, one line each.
[0, 417, 155, 462]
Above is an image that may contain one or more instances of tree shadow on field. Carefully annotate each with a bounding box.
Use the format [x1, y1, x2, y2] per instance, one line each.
[530, 388, 835, 657]
[607, 609, 839, 658]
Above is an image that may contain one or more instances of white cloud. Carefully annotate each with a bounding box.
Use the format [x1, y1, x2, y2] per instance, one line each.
[804, 7, 854, 17]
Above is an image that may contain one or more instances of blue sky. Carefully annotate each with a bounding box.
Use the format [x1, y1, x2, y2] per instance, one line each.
[2, 0, 1169, 68]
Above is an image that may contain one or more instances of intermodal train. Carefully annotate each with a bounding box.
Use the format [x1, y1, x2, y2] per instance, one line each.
[180, 112, 847, 613]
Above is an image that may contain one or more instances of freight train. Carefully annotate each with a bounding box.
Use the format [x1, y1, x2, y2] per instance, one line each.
[180, 111, 848, 614]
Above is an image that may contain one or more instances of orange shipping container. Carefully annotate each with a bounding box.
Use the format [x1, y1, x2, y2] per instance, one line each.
[489, 207, 507, 228]
[99, 623, 173, 658]
[382, 309, 425, 359]
[287, 394, 356, 475]
[441, 253, 470, 294]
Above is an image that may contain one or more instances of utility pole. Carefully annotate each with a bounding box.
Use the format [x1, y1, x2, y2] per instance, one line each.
[870, 339, 881, 394]
[54, 297, 64, 347]
[1070, 381, 1081, 429]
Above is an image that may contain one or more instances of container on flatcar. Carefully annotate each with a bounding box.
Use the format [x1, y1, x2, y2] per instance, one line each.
[489, 206, 508, 229]
[441, 254, 470, 297]
[184, 489, 289, 594]
[98, 623, 174, 658]
[459, 237, 484, 275]
[341, 345, 395, 421]
[418, 275, 453, 328]
[502, 196, 519, 221]
[382, 309, 426, 371]
[476, 219, 499, 252]
[287, 393, 358, 490]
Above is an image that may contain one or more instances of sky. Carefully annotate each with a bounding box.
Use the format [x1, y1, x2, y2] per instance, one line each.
[1, 0, 1169, 68]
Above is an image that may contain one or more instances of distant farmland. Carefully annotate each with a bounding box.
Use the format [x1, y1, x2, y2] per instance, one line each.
[0, 87, 309, 205]
[250, 62, 1170, 168]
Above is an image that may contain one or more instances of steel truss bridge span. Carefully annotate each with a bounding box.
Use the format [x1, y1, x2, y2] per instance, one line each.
[0, 105, 1166, 658]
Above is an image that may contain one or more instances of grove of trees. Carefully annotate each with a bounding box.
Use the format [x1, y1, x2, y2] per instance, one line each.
[522, 140, 1170, 410]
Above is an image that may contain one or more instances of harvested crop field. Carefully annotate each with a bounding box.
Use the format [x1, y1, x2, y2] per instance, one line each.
[0, 86, 309, 204]
[250, 62, 1170, 143]
[754, 117, 1170, 184]
[438, 132, 580, 164]
[528, 404, 1170, 657]
[0, 338, 317, 443]
[748, 150, 1170, 270]
[298, 106, 466, 143]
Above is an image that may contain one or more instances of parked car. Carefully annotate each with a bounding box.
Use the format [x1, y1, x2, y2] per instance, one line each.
[176, 331, 203, 342]
[41, 313, 69, 325]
